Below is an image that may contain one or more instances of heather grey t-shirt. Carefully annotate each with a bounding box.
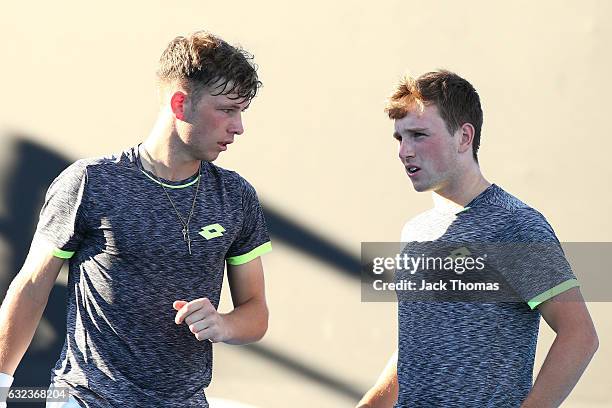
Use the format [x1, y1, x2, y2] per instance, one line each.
[34, 145, 272, 407]
[396, 184, 578, 407]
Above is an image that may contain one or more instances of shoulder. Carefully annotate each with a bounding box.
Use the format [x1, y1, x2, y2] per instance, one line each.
[57, 148, 136, 179]
[205, 162, 259, 195]
[81, 148, 138, 174]
[47, 148, 140, 199]
[482, 186, 557, 242]
[48, 158, 92, 191]
[401, 209, 440, 241]
[506, 206, 559, 242]
[474, 185, 558, 241]
[478, 184, 531, 213]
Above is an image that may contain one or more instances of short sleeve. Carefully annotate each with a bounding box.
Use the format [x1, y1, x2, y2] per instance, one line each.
[225, 178, 271, 265]
[493, 208, 578, 309]
[32, 160, 89, 259]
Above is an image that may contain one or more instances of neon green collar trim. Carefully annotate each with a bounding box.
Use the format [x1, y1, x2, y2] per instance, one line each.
[140, 169, 200, 189]
[455, 206, 471, 215]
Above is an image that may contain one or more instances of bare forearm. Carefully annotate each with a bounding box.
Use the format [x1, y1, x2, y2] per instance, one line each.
[357, 381, 398, 408]
[221, 297, 268, 345]
[521, 331, 598, 408]
[357, 350, 398, 408]
[0, 278, 50, 375]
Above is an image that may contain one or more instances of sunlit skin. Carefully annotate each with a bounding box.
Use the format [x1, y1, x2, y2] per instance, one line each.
[393, 104, 490, 207]
[141, 83, 250, 181]
[175, 89, 250, 162]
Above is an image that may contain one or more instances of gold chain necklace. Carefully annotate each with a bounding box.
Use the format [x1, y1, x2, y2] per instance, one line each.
[141, 146, 201, 255]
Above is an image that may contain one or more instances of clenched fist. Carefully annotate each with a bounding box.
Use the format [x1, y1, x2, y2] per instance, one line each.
[173, 298, 230, 343]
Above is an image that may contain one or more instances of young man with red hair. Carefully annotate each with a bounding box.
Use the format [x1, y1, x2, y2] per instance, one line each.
[358, 70, 598, 408]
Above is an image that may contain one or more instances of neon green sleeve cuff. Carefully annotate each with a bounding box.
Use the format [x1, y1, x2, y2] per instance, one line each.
[52, 248, 75, 259]
[226, 242, 272, 265]
[527, 278, 580, 310]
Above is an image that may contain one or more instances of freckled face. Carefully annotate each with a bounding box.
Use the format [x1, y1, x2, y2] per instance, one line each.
[394, 104, 460, 192]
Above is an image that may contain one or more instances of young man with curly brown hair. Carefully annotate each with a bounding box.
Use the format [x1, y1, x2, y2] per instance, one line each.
[0, 31, 271, 407]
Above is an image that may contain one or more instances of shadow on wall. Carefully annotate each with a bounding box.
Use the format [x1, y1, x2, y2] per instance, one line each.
[0, 134, 72, 408]
[0, 134, 364, 408]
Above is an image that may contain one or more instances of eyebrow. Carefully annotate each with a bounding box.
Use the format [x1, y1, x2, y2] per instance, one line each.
[402, 127, 429, 133]
[393, 127, 429, 139]
[220, 103, 250, 111]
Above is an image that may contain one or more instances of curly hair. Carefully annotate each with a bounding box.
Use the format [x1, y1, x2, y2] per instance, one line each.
[157, 31, 261, 103]
[385, 70, 483, 163]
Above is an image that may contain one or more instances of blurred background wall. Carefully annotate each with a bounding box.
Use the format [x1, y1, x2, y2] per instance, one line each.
[1, 1, 610, 407]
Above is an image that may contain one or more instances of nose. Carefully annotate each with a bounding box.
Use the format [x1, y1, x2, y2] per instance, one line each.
[398, 139, 415, 163]
[230, 113, 244, 136]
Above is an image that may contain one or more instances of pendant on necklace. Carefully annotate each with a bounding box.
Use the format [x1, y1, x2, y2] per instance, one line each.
[182, 227, 192, 255]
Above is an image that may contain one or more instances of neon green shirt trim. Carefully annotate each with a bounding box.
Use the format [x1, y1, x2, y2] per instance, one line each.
[140, 169, 200, 189]
[455, 206, 471, 215]
[52, 248, 75, 259]
[226, 242, 272, 265]
[527, 278, 580, 310]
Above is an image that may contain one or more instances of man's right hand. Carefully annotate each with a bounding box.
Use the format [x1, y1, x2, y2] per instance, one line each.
[0, 238, 64, 381]
[0, 371, 14, 407]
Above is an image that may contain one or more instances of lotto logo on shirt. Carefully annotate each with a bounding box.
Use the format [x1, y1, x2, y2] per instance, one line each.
[199, 223, 226, 240]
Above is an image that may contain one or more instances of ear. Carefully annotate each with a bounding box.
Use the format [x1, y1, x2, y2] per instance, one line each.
[457, 123, 475, 154]
[170, 91, 187, 121]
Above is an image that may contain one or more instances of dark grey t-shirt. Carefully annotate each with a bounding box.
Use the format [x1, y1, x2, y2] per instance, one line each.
[396, 184, 578, 408]
[34, 145, 271, 407]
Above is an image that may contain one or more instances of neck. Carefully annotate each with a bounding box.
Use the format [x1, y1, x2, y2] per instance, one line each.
[141, 112, 201, 181]
[432, 162, 491, 210]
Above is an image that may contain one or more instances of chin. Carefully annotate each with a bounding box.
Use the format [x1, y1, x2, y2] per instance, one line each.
[411, 184, 429, 193]
[200, 151, 219, 162]
[410, 180, 436, 193]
